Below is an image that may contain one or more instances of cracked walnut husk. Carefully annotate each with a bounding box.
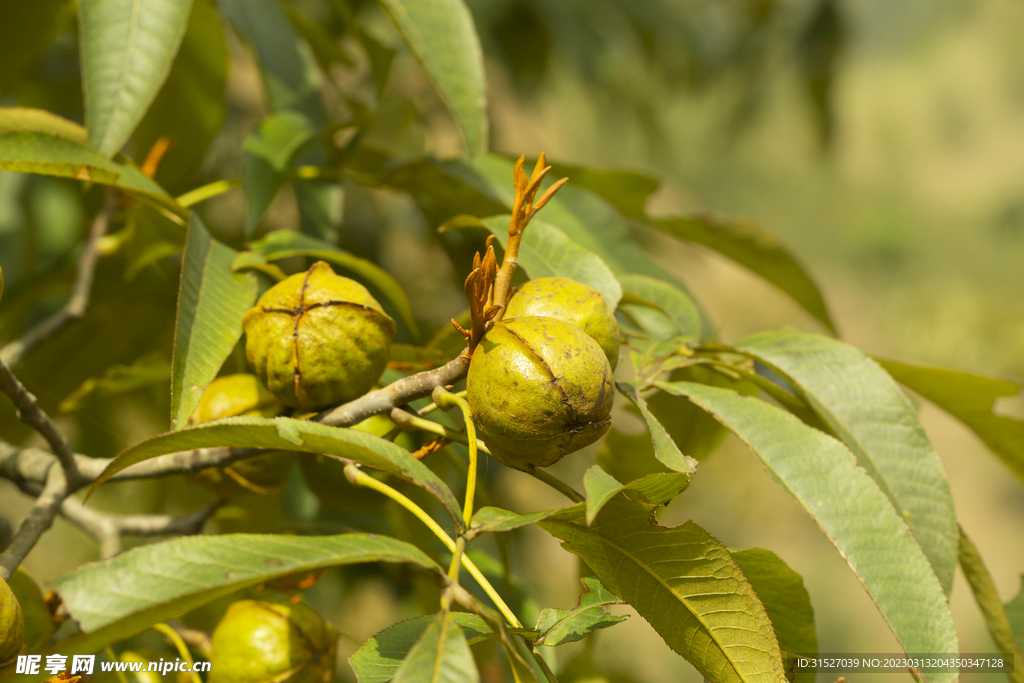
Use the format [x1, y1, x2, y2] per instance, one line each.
[467, 316, 614, 471]
[242, 261, 396, 411]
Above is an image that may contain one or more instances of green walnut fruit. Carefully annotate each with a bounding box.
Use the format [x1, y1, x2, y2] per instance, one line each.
[187, 375, 292, 496]
[209, 600, 337, 683]
[0, 577, 25, 666]
[7, 569, 53, 652]
[505, 276, 620, 369]
[299, 415, 414, 512]
[468, 316, 614, 471]
[242, 261, 396, 411]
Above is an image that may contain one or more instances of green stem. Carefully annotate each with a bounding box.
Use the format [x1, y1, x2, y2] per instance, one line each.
[152, 623, 203, 683]
[433, 388, 478, 527]
[530, 468, 584, 503]
[418, 390, 468, 416]
[396, 410, 584, 503]
[343, 464, 523, 628]
[175, 179, 241, 208]
[530, 645, 559, 683]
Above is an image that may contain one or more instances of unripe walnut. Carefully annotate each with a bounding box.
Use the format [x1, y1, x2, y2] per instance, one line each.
[299, 414, 414, 512]
[209, 600, 337, 683]
[7, 569, 53, 653]
[187, 374, 292, 496]
[242, 261, 396, 411]
[0, 577, 24, 666]
[467, 316, 614, 471]
[505, 276, 620, 369]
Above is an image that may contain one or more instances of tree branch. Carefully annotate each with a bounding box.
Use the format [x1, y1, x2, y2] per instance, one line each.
[59, 497, 223, 559]
[0, 360, 83, 488]
[317, 355, 471, 427]
[0, 464, 67, 581]
[0, 190, 115, 367]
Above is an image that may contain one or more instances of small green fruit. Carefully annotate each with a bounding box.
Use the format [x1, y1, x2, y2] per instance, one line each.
[242, 261, 396, 411]
[467, 316, 614, 471]
[209, 600, 337, 683]
[187, 375, 292, 496]
[505, 276, 620, 369]
[7, 569, 53, 652]
[298, 415, 414, 512]
[0, 577, 25, 666]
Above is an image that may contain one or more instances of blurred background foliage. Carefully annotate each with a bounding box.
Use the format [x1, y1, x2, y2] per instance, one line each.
[1, 0, 1023, 680]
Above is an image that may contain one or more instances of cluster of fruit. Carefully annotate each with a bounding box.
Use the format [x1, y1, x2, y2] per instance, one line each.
[0, 261, 620, 679]
[196, 261, 620, 499]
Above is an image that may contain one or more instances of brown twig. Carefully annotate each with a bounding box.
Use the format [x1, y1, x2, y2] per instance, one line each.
[0, 464, 67, 581]
[0, 360, 83, 488]
[59, 497, 224, 559]
[0, 190, 116, 366]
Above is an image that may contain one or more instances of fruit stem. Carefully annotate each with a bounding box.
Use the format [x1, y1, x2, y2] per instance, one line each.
[418, 390, 468, 416]
[175, 178, 241, 208]
[391, 408, 585, 503]
[530, 468, 585, 503]
[343, 464, 523, 628]
[432, 387, 478, 528]
[152, 623, 203, 683]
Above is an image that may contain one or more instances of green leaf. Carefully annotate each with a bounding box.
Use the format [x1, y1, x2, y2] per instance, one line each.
[731, 549, 817, 683]
[59, 353, 170, 412]
[876, 358, 1024, 485]
[217, 0, 325, 122]
[389, 344, 448, 369]
[582, 466, 625, 525]
[735, 330, 959, 596]
[170, 214, 257, 430]
[468, 507, 553, 535]
[243, 112, 315, 237]
[957, 527, 1024, 683]
[535, 576, 627, 646]
[50, 533, 438, 654]
[89, 416, 465, 528]
[392, 610, 480, 683]
[248, 229, 421, 339]
[617, 274, 702, 341]
[0, 108, 184, 218]
[377, 0, 487, 155]
[79, 0, 194, 156]
[1007, 581, 1024, 655]
[617, 382, 699, 475]
[351, 613, 492, 683]
[135, 0, 228, 190]
[649, 216, 835, 334]
[582, 465, 690, 525]
[658, 381, 959, 676]
[542, 160, 660, 220]
[538, 499, 786, 683]
[479, 215, 622, 309]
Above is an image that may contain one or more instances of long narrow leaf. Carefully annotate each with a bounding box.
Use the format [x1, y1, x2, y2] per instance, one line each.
[377, 0, 487, 155]
[170, 214, 257, 430]
[957, 527, 1024, 683]
[80, 0, 194, 156]
[88, 416, 464, 528]
[731, 549, 817, 683]
[877, 357, 1024, 484]
[539, 499, 786, 683]
[658, 381, 958, 678]
[392, 610, 480, 683]
[650, 216, 835, 334]
[735, 330, 958, 596]
[49, 534, 437, 656]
